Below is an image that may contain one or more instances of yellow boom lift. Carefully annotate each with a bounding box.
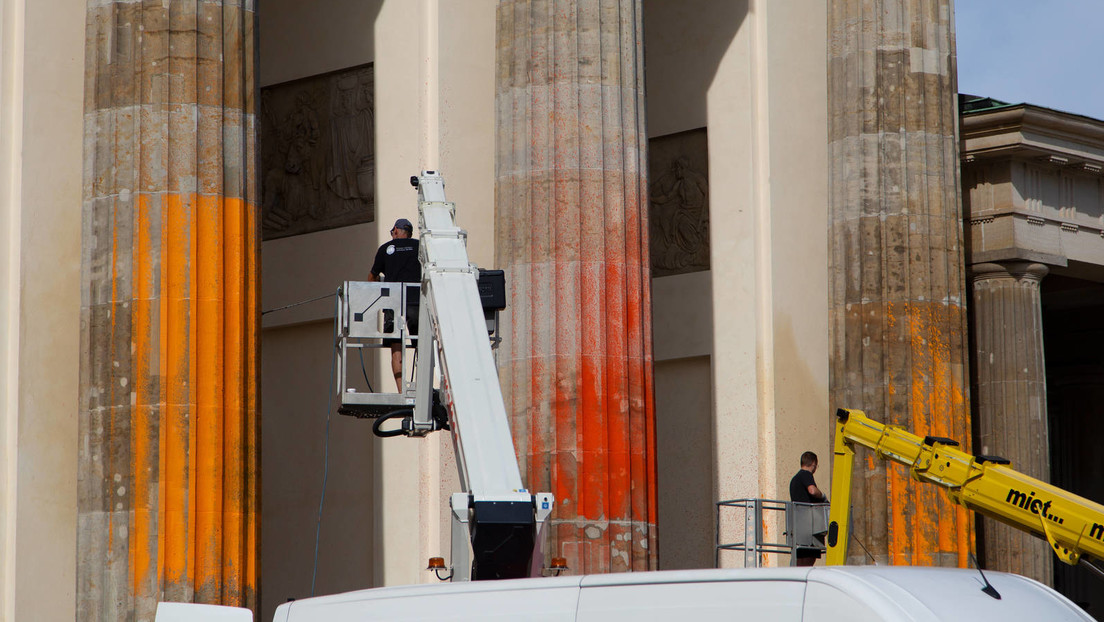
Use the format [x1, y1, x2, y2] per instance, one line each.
[825, 408, 1104, 578]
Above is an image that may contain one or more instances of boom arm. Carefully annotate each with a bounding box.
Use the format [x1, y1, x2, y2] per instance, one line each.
[411, 172, 552, 581]
[826, 408, 1104, 572]
[336, 172, 552, 581]
[412, 174, 526, 499]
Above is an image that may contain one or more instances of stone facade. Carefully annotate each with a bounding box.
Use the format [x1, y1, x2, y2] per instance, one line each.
[962, 100, 1104, 589]
[962, 103, 1104, 270]
[8, 2, 1104, 621]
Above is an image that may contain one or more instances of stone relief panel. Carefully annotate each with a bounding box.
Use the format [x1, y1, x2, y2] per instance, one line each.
[260, 64, 374, 240]
[648, 128, 710, 277]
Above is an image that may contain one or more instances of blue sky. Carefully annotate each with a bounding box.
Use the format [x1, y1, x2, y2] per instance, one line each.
[955, 1, 1104, 120]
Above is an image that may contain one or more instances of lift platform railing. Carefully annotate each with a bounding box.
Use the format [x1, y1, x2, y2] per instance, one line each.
[336, 280, 422, 418]
[716, 498, 829, 568]
[335, 271, 505, 420]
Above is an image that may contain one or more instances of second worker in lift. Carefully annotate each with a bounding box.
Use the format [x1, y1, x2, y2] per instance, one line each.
[789, 451, 828, 566]
[369, 218, 421, 390]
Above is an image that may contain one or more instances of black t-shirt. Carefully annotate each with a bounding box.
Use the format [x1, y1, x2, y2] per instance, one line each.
[371, 238, 421, 283]
[789, 469, 820, 503]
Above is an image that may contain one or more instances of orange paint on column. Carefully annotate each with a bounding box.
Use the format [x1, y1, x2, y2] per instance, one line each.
[245, 194, 259, 605]
[195, 194, 225, 597]
[221, 196, 246, 601]
[163, 192, 194, 591]
[143, 192, 259, 603]
[131, 194, 160, 600]
[157, 190, 171, 601]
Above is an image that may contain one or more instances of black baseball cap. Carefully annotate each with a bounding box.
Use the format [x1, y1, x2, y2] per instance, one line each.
[393, 218, 414, 232]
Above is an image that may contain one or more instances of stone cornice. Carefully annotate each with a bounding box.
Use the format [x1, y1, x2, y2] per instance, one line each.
[961, 104, 1104, 168]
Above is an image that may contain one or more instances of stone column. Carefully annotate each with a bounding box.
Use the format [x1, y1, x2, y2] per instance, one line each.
[495, 0, 658, 572]
[828, 0, 972, 566]
[971, 262, 1051, 583]
[78, 2, 259, 619]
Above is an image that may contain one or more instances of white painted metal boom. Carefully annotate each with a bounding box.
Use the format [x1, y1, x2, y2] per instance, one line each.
[411, 172, 552, 581]
[412, 172, 527, 498]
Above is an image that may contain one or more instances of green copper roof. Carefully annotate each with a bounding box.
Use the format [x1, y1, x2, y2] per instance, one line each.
[959, 94, 1018, 114]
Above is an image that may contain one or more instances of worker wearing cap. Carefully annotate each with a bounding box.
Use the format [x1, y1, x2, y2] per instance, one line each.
[369, 218, 421, 390]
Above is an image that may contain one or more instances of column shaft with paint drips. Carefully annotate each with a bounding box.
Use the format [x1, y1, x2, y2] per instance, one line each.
[77, 1, 259, 618]
[495, 0, 658, 573]
[827, 0, 973, 566]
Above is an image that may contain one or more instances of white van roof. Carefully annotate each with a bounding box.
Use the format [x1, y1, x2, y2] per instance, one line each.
[807, 566, 1092, 621]
[274, 566, 1092, 622]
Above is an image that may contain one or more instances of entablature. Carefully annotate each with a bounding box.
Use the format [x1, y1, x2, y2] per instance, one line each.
[962, 103, 1104, 275]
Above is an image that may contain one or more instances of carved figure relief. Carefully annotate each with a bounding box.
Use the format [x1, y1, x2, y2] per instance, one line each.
[649, 128, 710, 276]
[260, 64, 375, 240]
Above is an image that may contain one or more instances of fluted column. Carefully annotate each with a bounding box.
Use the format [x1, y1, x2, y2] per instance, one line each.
[971, 262, 1051, 583]
[495, 0, 657, 573]
[78, 2, 259, 619]
[828, 0, 972, 566]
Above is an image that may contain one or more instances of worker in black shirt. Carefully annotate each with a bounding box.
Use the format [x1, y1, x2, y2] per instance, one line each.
[789, 451, 828, 566]
[369, 218, 421, 390]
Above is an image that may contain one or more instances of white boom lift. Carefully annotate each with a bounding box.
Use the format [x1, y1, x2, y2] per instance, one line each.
[335, 171, 553, 582]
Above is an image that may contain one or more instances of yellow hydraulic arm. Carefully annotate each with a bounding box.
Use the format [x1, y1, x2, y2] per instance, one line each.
[825, 408, 1104, 575]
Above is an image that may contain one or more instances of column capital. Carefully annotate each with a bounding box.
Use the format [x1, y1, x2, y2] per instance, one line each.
[970, 261, 1050, 284]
